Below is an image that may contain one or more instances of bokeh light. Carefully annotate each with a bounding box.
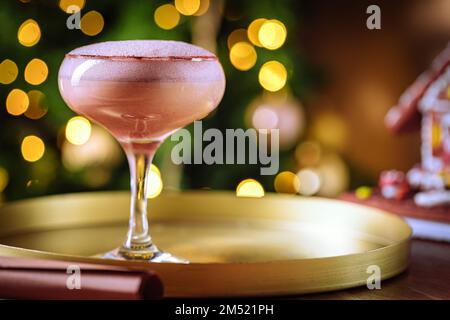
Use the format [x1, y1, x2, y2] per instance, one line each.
[252, 106, 279, 130]
[25, 90, 48, 120]
[227, 29, 248, 49]
[154, 4, 180, 30]
[175, 0, 201, 16]
[151, 164, 161, 176]
[147, 165, 163, 199]
[274, 171, 300, 194]
[317, 153, 349, 197]
[247, 18, 267, 47]
[65, 116, 92, 146]
[295, 141, 322, 168]
[194, 0, 210, 16]
[17, 19, 41, 47]
[62, 126, 121, 171]
[236, 179, 265, 198]
[59, 0, 85, 13]
[24, 58, 48, 85]
[0, 167, 9, 193]
[247, 94, 305, 149]
[355, 186, 373, 200]
[6, 89, 29, 116]
[258, 61, 287, 92]
[312, 113, 348, 150]
[0, 59, 19, 84]
[229, 42, 257, 71]
[297, 169, 321, 196]
[21, 135, 45, 162]
[80, 11, 104, 36]
[258, 19, 287, 50]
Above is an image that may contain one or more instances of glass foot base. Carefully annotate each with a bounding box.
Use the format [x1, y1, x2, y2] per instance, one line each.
[103, 246, 188, 263]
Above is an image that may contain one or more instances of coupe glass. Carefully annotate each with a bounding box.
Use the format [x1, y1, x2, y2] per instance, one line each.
[58, 40, 225, 262]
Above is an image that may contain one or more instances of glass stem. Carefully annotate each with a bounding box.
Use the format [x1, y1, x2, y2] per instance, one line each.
[120, 149, 156, 258]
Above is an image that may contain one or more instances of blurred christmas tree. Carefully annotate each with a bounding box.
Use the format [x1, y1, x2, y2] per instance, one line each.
[0, 0, 351, 202]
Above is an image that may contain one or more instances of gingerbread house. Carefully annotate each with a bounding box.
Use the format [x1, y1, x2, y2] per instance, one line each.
[385, 42, 450, 207]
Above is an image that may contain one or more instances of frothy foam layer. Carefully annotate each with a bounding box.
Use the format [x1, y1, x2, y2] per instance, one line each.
[68, 40, 216, 59]
[60, 40, 224, 82]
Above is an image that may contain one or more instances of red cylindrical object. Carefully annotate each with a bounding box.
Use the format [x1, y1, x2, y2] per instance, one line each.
[0, 257, 163, 300]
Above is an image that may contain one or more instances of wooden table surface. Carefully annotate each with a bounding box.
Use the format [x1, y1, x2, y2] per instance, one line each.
[301, 239, 450, 300]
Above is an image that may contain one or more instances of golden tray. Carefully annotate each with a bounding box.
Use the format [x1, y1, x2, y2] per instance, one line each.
[0, 191, 411, 297]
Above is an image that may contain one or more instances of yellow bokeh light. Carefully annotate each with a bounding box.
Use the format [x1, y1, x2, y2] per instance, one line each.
[447, 85, 450, 99]
[355, 186, 373, 200]
[175, 0, 201, 16]
[0, 59, 19, 84]
[154, 4, 180, 30]
[194, 0, 210, 16]
[25, 90, 48, 120]
[6, 89, 29, 116]
[80, 11, 104, 36]
[24, 58, 48, 85]
[247, 18, 267, 47]
[21, 135, 45, 162]
[297, 169, 321, 196]
[274, 171, 300, 194]
[258, 19, 287, 50]
[236, 179, 265, 198]
[227, 29, 248, 49]
[258, 60, 287, 92]
[59, 0, 85, 13]
[66, 116, 92, 146]
[150, 164, 161, 177]
[312, 113, 348, 150]
[229, 42, 257, 71]
[17, 19, 41, 47]
[61, 126, 121, 171]
[0, 167, 9, 193]
[147, 167, 163, 199]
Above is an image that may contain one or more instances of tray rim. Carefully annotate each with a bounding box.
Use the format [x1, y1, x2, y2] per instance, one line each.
[0, 190, 412, 266]
[0, 191, 412, 297]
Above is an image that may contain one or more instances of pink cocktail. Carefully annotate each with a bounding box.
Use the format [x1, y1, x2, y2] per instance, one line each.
[58, 40, 225, 262]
